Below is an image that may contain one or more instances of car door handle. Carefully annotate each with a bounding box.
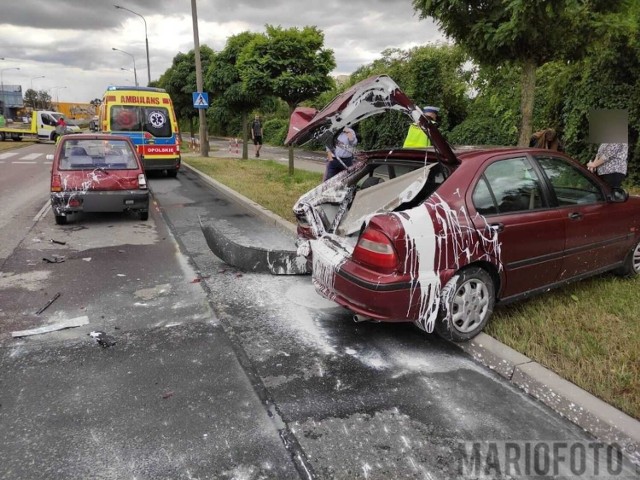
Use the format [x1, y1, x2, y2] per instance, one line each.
[568, 212, 583, 220]
[489, 222, 505, 233]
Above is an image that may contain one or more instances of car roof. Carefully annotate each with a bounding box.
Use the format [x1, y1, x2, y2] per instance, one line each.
[61, 134, 131, 142]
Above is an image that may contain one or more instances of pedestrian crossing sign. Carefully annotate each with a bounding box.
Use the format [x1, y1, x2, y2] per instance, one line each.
[192, 92, 209, 109]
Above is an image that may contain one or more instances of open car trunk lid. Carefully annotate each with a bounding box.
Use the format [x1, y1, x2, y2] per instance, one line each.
[285, 74, 459, 167]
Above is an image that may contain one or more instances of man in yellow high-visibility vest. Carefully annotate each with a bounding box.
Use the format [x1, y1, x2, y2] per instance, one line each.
[403, 106, 439, 148]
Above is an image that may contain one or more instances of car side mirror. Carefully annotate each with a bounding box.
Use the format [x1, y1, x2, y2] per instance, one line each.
[608, 187, 629, 203]
[46, 154, 54, 161]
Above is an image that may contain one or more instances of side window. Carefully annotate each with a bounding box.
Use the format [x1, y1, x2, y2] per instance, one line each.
[472, 176, 497, 215]
[536, 156, 604, 205]
[42, 114, 56, 127]
[480, 157, 546, 214]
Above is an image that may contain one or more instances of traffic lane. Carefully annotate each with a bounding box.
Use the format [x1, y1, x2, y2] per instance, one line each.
[202, 274, 618, 479]
[0, 186, 301, 478]
[0, 142, 54, 263]
[152, 169, 629, 478]
[0, 322, 299, 480]
[0, 202, 212, 342]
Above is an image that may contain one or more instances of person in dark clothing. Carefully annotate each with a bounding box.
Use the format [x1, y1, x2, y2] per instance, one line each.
[251, 115, 263, 157]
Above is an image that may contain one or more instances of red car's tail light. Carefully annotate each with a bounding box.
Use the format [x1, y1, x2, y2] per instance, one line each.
[353, 227, 399, 270]
[51, 174, 62, 192]
[137, 174, 147, 189]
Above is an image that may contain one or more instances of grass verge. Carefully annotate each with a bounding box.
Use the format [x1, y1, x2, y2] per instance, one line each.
[185, 156, 322, 223]
[0, 140, 37, 152]
[185, 155, 639, 419]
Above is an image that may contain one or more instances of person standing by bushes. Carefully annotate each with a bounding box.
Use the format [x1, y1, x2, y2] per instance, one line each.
[251, 115, 263, 158]
[587, 143, 628, 188]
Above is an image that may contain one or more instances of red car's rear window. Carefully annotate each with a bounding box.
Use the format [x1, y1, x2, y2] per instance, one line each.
[59, 139, 139, 171]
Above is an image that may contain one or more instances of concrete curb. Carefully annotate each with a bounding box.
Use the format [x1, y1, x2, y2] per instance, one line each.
[182, 162, 296, 236]
[182, 160, 640, 460]
[458, 334, 640, 461]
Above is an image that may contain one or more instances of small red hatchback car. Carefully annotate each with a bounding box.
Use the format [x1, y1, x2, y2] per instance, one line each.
[49, 134, 150, 225]
[287, 75, 640, 341]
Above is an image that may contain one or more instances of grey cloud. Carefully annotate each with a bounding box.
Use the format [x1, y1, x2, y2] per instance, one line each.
[0, 0, 442, 101]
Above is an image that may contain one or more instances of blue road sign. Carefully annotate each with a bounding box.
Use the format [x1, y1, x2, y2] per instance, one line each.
[193, 92, 209, 109]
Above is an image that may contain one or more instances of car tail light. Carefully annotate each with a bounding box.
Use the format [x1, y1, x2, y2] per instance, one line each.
[353, 227, 399, 270]
[137, 174, 147, 189]
[68, 197, 81, 207]
[51, 174, 62, 192]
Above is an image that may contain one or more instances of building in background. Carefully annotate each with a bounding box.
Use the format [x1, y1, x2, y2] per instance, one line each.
[0, 84, 24, 120]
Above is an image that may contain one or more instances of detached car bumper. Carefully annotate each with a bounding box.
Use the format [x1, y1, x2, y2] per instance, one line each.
[51, 190, 149, 214]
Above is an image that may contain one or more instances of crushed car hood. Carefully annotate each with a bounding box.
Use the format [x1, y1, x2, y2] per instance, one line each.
[285, 74, 459, 166]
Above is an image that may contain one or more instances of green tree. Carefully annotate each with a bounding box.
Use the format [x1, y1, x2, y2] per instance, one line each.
[206, 32, 268, 159]
[412, 0, 626, 145]
[448, 63, 520, 146]
[559, 3, 640, 183]
[157, 46, 215, 141]
[38, 91, 52, 110]
[238, 25, 335, 174]
[23, 89, 38, 109]
[349, 45, 470, 150]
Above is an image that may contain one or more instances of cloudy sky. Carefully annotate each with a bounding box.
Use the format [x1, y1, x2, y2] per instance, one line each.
[0, 0, 445, 104]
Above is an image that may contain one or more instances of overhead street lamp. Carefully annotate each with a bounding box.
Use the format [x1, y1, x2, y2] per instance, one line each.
[112, 47, 138, 86]
[114, 4, 151, 85]
[51, 86, 67, 105]
[30, 75, 45, 91]
[30, 76, 45, 109]
[1, 66, 20, 117]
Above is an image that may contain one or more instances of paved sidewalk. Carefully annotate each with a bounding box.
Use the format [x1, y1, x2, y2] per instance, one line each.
[184, 138, 640, 463]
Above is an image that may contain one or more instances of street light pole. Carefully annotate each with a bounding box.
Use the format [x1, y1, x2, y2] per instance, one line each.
[1, 66, 20, 117]
[51, 86, 67, 106]
[30, 75, 45, 91]
[30, 75, 45, 109]
[112, 48, 138, 86]
[114, 5, 151, 85]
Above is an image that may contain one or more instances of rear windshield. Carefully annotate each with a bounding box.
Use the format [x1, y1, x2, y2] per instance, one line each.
[59, 139, 139, 170]
[110, 105, 172, 138]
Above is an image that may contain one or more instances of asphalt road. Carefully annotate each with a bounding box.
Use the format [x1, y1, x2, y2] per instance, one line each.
[0, 142, 637, 479]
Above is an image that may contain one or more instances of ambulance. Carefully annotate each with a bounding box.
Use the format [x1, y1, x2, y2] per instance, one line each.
[99, 86, 181, 176]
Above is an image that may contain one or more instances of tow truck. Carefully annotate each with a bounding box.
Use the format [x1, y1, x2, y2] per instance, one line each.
[0, 110, 80, 142]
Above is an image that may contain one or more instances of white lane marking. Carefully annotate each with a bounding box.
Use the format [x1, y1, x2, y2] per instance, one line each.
[0, 152, 19, 159]
[33, 201, 51, 222]
[22, 153, 43, 160]
[12, 161, 37, 164]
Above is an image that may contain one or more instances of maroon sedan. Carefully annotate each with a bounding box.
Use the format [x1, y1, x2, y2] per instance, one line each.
[287, 75, 640, 341]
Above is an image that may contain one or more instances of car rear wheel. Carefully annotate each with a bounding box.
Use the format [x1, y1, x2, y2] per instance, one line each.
[167, 169, 178, 178]
[54, 215, 67, 225]
[139, 210, 149, 221]
[434, 267, 495, 342]
[615, 239, 640, 277]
